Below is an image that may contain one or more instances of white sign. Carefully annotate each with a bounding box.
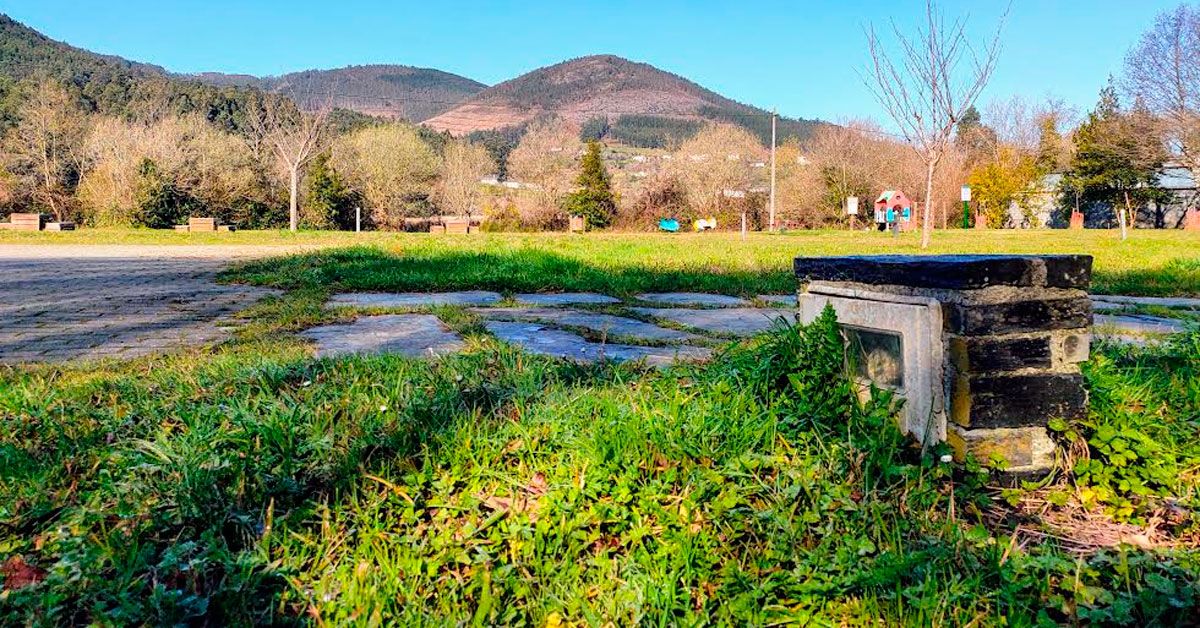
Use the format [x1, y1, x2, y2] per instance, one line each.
[846, 196, 859, 215]
[961, 185, 972, 202]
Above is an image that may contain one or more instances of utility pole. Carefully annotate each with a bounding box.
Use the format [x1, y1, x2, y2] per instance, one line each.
[769, 108, 777, 231]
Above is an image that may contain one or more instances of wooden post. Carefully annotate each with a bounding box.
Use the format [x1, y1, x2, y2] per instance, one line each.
[355, 207, 361, 233]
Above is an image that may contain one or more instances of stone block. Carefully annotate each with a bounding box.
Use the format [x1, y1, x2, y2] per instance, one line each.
[948, 335, 1052, 372]
[1055, 332, 1090, 364]
[1044, 255, 1094, 289]
[945, 297, 1093, 336]
[947, 424, 1056, 472]
[794, 254, 1093, 291]
[951, 373, 1087, 429]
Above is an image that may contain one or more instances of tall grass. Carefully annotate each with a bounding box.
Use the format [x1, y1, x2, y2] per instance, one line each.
[3, 305, 1198, 624]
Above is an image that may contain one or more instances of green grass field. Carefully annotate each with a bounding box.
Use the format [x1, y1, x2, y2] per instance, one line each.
[2, 229, 1199, 625]
[3, 227, 1200, 296]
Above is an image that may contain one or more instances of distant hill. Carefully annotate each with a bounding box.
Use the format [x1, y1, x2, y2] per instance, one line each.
[0, 16, 822, 146]
[0, 14, 271, 132]
[192, 65, 486, 122]
[425, 55, 822, 146]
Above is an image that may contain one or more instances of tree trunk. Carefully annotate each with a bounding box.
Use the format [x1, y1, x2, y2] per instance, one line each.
[289, 166, 299, 232]
[1119, 191, 1131, 241]
[921, 160, 936, 248]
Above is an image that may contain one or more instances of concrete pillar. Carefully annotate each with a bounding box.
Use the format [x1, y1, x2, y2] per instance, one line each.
[794, 254, 1094, 478]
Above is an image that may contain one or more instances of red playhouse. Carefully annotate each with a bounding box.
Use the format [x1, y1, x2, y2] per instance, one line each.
[873, 190, 915, 231]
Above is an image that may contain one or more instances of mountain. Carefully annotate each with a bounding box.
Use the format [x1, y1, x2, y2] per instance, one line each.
[0, 14, 267, 132]
[424, 55, 822, 145]
[192, 65, 487, 122]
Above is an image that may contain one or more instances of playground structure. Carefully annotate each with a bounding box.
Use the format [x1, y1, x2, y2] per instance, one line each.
[873, 191, 914, 232]
[657, 216, 717, 232]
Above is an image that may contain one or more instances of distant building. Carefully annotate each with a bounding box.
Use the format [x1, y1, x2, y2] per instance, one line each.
[1012, 164, 1198, 228]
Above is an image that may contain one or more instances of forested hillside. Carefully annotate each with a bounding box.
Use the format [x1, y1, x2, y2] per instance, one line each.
[0, 14, 266, 133]
[425, 55, 823, 146]
[193, 65, 486, 122]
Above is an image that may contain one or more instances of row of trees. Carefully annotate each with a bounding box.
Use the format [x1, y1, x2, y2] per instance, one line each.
[5, 2, 1197, 234]
[860, 1, 1200, 244]
[0, 79, 500, 230]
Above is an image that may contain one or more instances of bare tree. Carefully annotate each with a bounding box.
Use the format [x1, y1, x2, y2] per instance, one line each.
[255, 97, 331, 231]
[864, 0, 1006, 247]
[507, 116, 581, 220]
[331, 123, 440, 230]
[1125, 4, 1200, 185]
[4, 81, 89, 221]
[669, 123, 766, 220]
[436, 141, 495, 218]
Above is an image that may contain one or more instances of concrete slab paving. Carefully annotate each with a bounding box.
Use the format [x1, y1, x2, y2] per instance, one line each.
[632, 307, 798, 337]
[0, 245, 286, 364]
[473, 307, 700, 342]
[302, 314, 465, 358]
[635, 293, 749, 308]
[485, 321, 711, 366]
[514, 293, 622, 306]
[1091, 295, 1200, 309]
[329, 291, 502, 308]
[757, 294, 797, 307]
[1095, 313, 1189, 337]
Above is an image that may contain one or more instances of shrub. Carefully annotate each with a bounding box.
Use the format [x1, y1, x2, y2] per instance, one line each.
[131, 158, 199, 228]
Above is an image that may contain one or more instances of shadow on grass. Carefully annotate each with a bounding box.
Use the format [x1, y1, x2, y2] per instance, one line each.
[1091, 257, 1200, 297]
[226, 245, 795, 297]
[228, 244, 1200, 298]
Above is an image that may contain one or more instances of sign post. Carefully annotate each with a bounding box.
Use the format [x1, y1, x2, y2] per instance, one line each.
[961, 185, 971, 229]
[356, 207, 361, 233]
[846, 196, 859, 231]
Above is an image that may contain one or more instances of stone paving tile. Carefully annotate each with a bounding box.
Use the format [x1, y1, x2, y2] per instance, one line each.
[513, 292, 622, 306]
[0, 245, 288, 364]
[329, 291, 503, 308]
[757, 294, 797, 307]
[1095, 314, 1188, 336]
[632, 307, 798, 337]
[302, 314, 465, 358]
[635, 292, 749, 308]
[485, 321, 711, 367]
[472, 307, 700, 342]
[1091, 295, 1200, 309]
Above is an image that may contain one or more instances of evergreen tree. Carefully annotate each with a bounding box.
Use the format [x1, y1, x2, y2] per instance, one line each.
[132, 158, 198, 229]
[1061, 85, 1167, 233]
[303, 153, 358, 230]
[1035, 114, 1065, 174]
[955, 105, 997, 169]
[562, 141, 616, 229]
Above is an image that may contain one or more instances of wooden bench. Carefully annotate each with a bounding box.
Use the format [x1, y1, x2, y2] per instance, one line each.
[188, 217, 217, 232]
[444, 219, 470, 235]
[2, 213, 44, 231]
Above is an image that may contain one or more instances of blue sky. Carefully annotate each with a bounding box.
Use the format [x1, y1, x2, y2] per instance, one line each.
[2, 0, 1180, 124]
